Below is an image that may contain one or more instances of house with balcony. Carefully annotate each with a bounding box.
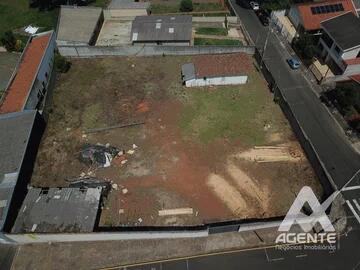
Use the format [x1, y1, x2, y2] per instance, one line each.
[318, 12, 360, 82]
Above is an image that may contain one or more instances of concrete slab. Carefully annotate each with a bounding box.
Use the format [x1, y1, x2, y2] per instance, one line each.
[96, 20, 132, 46]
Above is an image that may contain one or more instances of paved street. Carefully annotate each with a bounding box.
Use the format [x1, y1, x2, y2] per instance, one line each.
[231, 0, 360, 193]
[108, 218, 360, 270]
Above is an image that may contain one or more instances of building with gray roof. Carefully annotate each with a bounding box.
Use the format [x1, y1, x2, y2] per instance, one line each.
[56, 5, 104, 46]
[0, 110, 45, 234]
[131, 15, 192, 45]
[12, 187, 103, 233]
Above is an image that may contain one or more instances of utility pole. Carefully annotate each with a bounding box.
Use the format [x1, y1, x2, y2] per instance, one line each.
[260, 17, 272, 69]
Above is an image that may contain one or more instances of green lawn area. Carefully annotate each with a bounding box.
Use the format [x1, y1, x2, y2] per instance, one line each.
[179, 71, 283, 146]
[150, 2, 226, 14]
[89, 0, 110, 7]
[0, 0, 58, 43]
[196, 27, 228, 36]
[194, 38, 242, 46]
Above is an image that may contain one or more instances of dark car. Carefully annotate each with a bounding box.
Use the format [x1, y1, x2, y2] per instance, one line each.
[255, 8, 270, 26]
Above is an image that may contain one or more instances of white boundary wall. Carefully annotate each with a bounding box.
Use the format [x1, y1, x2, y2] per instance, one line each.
[58, 45, 255, 58]
[2, 230, 209, 244]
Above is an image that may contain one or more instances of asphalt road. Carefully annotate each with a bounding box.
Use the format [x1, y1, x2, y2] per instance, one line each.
[231, 1, 360, 192]
[109, 218, 360, 270]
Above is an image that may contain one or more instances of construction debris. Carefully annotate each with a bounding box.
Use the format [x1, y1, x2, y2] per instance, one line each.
[79, 144, 119, 168]
[235, 145, 302, 163]
[84, 121, 145, 134]
[158, 208, 193, 216]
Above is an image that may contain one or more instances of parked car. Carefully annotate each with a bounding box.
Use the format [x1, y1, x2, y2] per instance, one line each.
[250, 1, 260, 10]
[256, 9, 270, 26]
[286, 58, 300, 69]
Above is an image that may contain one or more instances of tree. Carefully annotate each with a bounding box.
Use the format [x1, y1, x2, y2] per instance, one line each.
[292, 32, 317, 61]
[180, 0, 193, 12]
[1, 31, 17, 52]
[55, 53, 71, 73]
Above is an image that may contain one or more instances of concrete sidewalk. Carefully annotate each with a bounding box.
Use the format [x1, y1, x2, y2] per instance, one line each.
[10, 228, 283, 270]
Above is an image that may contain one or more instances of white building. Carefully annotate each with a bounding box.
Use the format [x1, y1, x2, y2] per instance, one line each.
[319, 12, 360, 81]
[181, 53, 250, 87]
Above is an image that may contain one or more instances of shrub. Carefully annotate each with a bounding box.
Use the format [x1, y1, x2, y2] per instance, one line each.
[1, 31, 17, 51]
[54, 53, 71, 73]
[180, 0, 193, 12]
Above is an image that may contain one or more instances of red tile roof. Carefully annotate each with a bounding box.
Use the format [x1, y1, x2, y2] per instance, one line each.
[0, 33, 51, 114]
[350, 74, 360, 83]
[193, 53, 252, 78]
[296, 0, 357, 31]
[344, 58, 360, 65]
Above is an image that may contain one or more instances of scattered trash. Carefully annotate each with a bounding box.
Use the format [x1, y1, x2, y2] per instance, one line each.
[132, 144, 138, 149]
[131, 64, 135, 68]
[122, 188, 128, 194]
[263, 124, 271, 131]
[127, 149, 135, 155]
[67, 177, 111, 194]
[112, 183, 118, 190]
[66, 127, 71, 132]
[117, 150, 125, 156]
[24, 25, 39, 34]
[82, 134, 87, 139]
[79, 144, 119, 168]
[119, 209, 124, 214]
[80, 172, 86, 177]
[138, 218, 143, 223]
[121, 159, 128, 165]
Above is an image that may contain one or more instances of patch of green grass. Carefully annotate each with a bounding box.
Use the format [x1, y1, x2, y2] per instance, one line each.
[194, 38, 242, 46]
[196, 27, 228, 36]
[0, 0, 58, 43]
[193, 2, 225, 11]
[81, 103, 104, 129]
[179, 72, 278, 146]
[150, 2, 226, 14]
[89, 0, 110, 8]
[150, 3, 179, 14]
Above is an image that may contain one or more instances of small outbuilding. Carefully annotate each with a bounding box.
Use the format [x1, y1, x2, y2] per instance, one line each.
[181, 53, 251, 87]
[131, 15, 192, 46]
[12, 187, 103, 233]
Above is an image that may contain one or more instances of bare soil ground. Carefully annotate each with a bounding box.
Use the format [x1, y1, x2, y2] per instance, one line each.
[31, 56, 322, 227]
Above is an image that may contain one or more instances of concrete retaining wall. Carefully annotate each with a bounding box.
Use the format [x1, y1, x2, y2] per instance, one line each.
[58, 45, 255, 58]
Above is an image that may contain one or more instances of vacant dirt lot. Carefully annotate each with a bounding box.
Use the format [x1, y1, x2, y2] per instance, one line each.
[31, 55, 322, 226]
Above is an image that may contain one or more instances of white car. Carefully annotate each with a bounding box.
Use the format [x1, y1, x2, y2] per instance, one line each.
[250, 1, 260, 10]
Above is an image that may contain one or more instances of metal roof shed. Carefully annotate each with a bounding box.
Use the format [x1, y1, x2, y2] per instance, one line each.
[12, 187, 103, 233]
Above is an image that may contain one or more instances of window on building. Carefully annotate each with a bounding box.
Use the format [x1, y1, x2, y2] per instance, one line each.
[334, 46, 341, 55]
[321, 31, 334, 48]
[357, 51, 360, 58]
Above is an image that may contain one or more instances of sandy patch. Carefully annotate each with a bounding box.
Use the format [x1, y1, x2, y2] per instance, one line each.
[207, 173, 249, 216]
